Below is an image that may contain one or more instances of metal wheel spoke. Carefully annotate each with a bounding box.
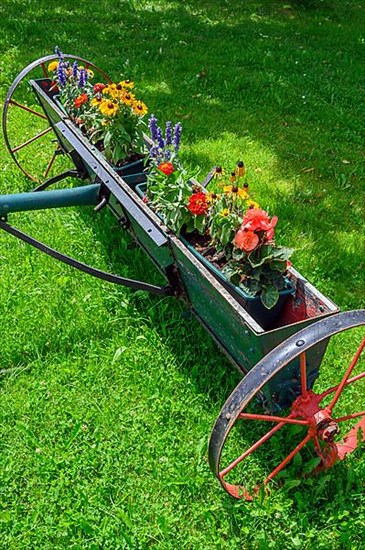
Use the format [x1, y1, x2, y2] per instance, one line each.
[334, 411, 365, 423]
[11, 127, 53, 153]
[328, 336, 365, 412]
[239, 413, 308, 426]
[9, 99, 48, 120]
[265, 432, 313, 484]
[313, 435, 322, 454]
[3, 53, 112, 182]
[219, 422, 284, 479]
[41, 62, 48, 77]
[44, 148, 58, 178]
[319, 371, 365, 400]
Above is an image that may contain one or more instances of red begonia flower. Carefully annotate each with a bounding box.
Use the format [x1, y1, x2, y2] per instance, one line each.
[234, 229, 259, 252]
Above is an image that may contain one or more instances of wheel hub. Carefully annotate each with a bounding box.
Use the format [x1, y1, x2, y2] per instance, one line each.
[290, 390, 340, 442]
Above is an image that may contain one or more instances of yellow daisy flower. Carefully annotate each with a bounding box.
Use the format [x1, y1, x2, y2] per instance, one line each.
[87, 69, 94, 78]
[120, 90, 136, 106]
[133, 101, 148, 116]
[205, 192, 219, 207]
[91, 97, 102, 107]
[246, 199, 260, 209]
[223, 185, 247, 198]
[48, 61, 59, 72]
[220, 209, 230, 217]
[213, 166, 224, 178]
[99, 100, 119, 117]
[102, 84, 120, 99]
[119, 80, 134, 89]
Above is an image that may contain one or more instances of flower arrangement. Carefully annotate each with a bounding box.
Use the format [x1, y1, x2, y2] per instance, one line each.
[145, 138, 293, 309]
[144, 116, 208, 234]
[49, 47, 148, 165]
[47, 48, 293, 311]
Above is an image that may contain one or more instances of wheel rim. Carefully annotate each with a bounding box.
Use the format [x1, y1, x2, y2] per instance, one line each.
[209, 310, 365, 500]
[2, 54, 111, 187]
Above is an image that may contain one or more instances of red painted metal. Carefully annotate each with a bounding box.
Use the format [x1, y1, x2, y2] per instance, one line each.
[214, 333, 364, 500]
[11, 127, 53, 153]
[219, 422, 284, 480]
[9, 99, 47, 119]
[41, 62, 48, 77]
[3, 54, 112, 183]
[328, 336, 365, 412]
[44, 148, 58, 178]
[265, 432, 313, 483]
[239, 412, 308, 425]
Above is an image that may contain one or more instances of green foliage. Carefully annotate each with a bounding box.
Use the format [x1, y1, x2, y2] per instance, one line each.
[208, 193, 244, 247]
[146, 166, 200, 234]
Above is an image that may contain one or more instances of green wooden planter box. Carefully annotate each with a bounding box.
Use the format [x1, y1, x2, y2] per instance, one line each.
[134, 182, 294, 329]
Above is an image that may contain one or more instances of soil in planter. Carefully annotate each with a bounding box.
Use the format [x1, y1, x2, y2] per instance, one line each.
[185, 232, 228, 271]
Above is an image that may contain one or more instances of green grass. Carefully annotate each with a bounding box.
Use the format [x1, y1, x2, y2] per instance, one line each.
[0, 0, 364, 548]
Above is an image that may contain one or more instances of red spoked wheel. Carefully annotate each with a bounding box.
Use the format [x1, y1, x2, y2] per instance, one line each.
[208, 310, 365, 500]
[2, 54, 111, 188]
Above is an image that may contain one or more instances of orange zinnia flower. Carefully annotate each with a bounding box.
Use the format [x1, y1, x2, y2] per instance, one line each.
[74, 93, 88, 108]
[158, 162, 175, 176]
[187, 192, 208, 216]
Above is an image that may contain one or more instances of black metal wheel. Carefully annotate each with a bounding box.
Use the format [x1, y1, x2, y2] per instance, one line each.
[2, 54, 111, 188]
[209, 310, 365, 500]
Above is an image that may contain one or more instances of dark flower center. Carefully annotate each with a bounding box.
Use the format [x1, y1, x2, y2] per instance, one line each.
[108, 103, 114, 109]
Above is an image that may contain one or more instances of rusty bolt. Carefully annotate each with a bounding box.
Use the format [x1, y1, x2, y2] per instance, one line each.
[320, 422, 339, 442]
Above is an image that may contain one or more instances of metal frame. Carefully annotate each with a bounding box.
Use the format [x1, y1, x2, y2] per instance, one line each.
[2, 54, 111, 182]
[208, 309, 365, 498]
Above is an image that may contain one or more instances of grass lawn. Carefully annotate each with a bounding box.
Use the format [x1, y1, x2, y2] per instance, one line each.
[0, 0, 364, 548]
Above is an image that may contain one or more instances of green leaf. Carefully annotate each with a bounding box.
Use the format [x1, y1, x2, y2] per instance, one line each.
[283, 479, 302, 491]
[302, 456, 322, 474]
[261, 286, 279, 309]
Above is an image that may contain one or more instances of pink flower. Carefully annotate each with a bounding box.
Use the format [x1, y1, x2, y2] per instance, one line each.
[241, 209, 278, 240]
[234, 229, 259, 252]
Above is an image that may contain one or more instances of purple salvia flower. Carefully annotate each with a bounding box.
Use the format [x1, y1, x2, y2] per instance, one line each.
[78, 69, 86, 88]
[164, 149, 171, 161]
[149, 145, 158, 159]
[55, 46, 64, 60]
[165, 121, 172, 145]
[57, 62, 67, 88]
[72, 61, 78, 78]
[173, 122, 182, 153]
[148, 114, 159, 142]
[156, 127, 165, 150]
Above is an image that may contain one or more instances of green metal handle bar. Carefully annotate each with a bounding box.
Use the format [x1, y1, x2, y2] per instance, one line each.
[0, 184, 174, 296]
[0, 184, 101, 216]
